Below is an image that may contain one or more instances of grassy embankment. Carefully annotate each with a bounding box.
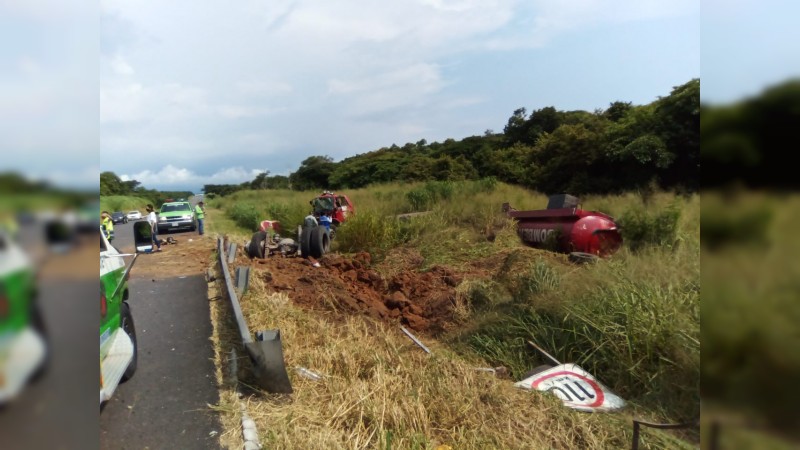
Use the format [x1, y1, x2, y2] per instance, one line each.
[702, 192, 800, 448]
[207, 181, 699, 449]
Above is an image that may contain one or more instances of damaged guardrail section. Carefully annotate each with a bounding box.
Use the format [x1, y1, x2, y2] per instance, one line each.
[217, 236, 293, 394]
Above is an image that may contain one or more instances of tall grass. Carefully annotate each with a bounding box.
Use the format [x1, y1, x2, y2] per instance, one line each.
[452, 193, 700, 424]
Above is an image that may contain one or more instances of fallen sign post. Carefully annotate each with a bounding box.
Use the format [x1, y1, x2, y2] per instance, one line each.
[515, 363, 625, 412]
[400, 326, 431, 354]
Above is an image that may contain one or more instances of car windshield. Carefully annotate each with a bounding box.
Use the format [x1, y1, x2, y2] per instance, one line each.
[161, 203, 191, 212]
[128, 211, 139, 214]
[112, 212, 124, 216]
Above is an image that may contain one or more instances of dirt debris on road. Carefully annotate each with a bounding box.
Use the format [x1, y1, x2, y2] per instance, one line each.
[130, 235, 214, 279]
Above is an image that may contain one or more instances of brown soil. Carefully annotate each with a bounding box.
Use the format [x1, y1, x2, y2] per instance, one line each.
[241, 248, 490, 335]
[129, 234, 215, 279]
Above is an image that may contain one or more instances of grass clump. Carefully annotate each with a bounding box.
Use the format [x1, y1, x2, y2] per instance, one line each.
[617, 203, 681, 251]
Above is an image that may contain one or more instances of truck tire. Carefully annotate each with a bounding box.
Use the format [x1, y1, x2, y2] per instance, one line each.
[248, 231, 267, 259]
[120, 302, 137, 382]
[310, 226, 330, 258]
[300, 226, 313, 257]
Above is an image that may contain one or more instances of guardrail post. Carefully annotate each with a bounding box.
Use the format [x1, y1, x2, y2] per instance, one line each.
[227, 242, 237, 263]
[235, 266, 250, 296]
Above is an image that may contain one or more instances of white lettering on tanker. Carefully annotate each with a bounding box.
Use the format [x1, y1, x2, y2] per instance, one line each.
[519, 228, 556, 244]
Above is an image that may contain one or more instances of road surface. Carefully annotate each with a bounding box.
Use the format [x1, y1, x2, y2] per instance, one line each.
[99, 275, 221, 450]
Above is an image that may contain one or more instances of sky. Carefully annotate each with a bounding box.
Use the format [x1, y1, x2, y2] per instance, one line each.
[97, 0, 701, 192]
[4, 1, 798, 192]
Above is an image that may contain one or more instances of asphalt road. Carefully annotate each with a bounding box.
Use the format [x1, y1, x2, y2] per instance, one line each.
[0, 278, 100, 450]
[99, 275, 221, 450]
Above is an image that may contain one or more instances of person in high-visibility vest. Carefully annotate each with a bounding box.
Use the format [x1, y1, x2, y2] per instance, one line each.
[194, 201, 205, 236]
[101, 211, 114, 241]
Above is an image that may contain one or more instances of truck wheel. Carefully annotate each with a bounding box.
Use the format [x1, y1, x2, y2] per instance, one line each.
[248, 231, 267, 259]
[300, 226, 313, 257]
[568, 252, 598, 264]
[120, 302, 137, 382]
[310, 226, 330, 258]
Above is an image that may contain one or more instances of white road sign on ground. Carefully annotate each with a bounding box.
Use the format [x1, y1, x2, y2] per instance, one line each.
[514, 363, 626, 412]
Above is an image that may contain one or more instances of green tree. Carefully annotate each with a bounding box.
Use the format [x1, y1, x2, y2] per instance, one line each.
[250, 171, 270, 190]
[653, 78, 700, 190]
[528, 124, 607, 194]
[603, 101, 633, 122]
[100, 171, 124, 196]
[289, 155, 335, 191]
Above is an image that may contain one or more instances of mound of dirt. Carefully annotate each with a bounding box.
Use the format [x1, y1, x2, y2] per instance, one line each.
[249, 251, 465, 334]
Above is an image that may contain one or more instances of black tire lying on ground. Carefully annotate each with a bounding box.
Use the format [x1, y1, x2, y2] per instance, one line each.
[300, 226, 313, 257]
[568, 252, 599, 264]
[309, 226, 330, 258]
[248, 231, 267, 259]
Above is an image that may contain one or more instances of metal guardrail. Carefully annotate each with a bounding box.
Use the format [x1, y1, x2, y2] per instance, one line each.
[217, 236, 292, 394]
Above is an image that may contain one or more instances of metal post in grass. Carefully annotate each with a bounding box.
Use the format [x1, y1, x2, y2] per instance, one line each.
[630, 418, 699, 450]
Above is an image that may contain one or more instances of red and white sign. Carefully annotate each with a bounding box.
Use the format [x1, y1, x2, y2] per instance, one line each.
[514, 364, 625, 412]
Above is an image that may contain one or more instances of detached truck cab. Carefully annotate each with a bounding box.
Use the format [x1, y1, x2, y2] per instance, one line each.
[100, 227, 138, 405]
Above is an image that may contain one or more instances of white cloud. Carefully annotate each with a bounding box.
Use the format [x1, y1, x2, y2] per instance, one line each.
[120, 165, 263, 187]
[218, 104, 283, 119]
[100, 82, 210, 123]
[327, 63, 447, 115]
[110, 54, 134, 75]
[236, 80, 293, 96]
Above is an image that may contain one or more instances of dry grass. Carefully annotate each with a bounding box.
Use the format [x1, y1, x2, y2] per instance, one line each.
[205, 260, 692, 449]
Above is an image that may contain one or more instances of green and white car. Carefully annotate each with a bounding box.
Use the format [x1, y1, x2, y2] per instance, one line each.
[0, 231, 47, 404]
[157, 201, 196, 233]
[100, 226, 138, 404]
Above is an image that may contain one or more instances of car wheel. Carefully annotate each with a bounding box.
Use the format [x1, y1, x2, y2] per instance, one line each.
[309, 226, 330, 258]
[120, 302, 137, 382]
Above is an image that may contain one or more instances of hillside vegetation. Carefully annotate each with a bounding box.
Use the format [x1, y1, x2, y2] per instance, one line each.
[99, 195, 155, 214]
[204, 79, 699, 198]
[209, 181, 699, 449]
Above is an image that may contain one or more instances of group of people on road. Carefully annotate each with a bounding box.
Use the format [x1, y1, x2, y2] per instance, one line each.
[101, 201, 206, 253]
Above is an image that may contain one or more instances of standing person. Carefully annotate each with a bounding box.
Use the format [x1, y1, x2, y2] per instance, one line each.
[194, 201, 206, 236]
[146, 204, 162, 252]
[101, 211, 114, 241]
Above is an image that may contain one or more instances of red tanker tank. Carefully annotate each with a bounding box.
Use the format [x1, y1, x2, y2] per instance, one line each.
[503, 194, 622, 257]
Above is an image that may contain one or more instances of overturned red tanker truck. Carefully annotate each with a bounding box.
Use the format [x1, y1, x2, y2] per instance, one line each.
[503, 194, 623, 259]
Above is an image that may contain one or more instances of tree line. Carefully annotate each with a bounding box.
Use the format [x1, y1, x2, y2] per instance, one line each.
[702, 78, 800, 189]
[100, 171, 193, 207]
[209, 78, 698, 196]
